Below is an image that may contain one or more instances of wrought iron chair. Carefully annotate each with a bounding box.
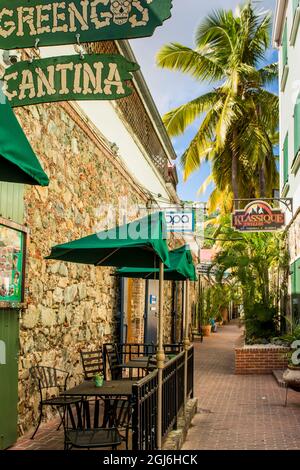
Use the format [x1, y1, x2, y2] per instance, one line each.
[101, 398, 133, 450]
[80, 349, 104, 380]
[104, 344, 123, 380]
[146, 355, 158, 373]
[30, 365, 81, 439]
[63, 398, 129, 450]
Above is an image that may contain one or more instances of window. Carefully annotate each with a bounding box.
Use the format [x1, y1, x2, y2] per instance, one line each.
[283, 132, 289, 185]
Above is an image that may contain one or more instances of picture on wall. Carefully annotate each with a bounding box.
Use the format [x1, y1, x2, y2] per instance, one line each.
[0, 223, 25, 305]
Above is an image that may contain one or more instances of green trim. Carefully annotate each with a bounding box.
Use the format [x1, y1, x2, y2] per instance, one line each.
[294, 96, 300, 165]
[293, 0, 299, 16]
[282, 20, 288, 67]
[283, 132, 289, 185]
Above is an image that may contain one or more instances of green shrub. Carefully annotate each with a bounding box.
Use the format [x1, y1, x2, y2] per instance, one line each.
[245, 302, 279, 343]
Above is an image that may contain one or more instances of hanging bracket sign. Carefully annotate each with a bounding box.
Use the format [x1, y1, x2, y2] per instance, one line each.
[0, 0, 173, 49]
[232, 200, 286, 232]
[1, 53, 139, 107]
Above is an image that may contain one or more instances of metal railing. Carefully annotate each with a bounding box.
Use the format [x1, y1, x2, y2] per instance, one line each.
[131, 345, 194, 450]
[132, 370, 159, 450]
[187, 345, 194, 398]
[162, 351, 185, 439]
[103, 343, 183, 379]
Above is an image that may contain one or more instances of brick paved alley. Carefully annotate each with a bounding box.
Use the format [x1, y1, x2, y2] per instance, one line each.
[183, 322, 300, 450]
[9, 322, 300, 451]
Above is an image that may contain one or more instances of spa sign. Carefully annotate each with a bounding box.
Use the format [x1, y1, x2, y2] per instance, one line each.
[0, 0, 173, 49]
[232, 201, 286, 232]
[2, 53, 139, 107]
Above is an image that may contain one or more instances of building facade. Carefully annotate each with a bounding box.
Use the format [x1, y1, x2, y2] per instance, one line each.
[274, 0, 300, 323]
[0, 39, 188, 447]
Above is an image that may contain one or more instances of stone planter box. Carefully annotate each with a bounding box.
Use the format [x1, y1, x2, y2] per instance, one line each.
[235, 345, 289, 375]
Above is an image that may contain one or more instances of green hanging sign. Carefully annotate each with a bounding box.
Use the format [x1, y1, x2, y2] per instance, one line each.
[1, 53, 139, 107]
[0, 0, 173, 50]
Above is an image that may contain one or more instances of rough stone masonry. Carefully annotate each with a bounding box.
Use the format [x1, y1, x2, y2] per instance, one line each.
[14, 99, 176, 435]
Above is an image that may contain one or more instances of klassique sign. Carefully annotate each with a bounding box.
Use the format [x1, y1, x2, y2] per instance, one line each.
[0, 0, 173, 49]
[1, 53, 139, 107]
[232, 201, 286, 232]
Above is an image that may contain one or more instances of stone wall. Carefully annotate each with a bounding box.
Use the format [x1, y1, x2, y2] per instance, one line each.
[15, 100, 176, 435]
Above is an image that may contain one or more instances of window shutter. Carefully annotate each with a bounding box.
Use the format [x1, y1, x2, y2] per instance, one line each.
[282, 21, 288, 66]
[283, 133, 289, 184]
[293, 0, 299, 16]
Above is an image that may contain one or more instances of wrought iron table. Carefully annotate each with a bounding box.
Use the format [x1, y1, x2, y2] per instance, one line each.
[61, 380, 137, 429]
[61, 379, 136, 398]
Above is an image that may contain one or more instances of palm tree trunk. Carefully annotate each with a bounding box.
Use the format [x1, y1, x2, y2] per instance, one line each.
[232, 130, 239, 206]
[259, 163, 266, 198]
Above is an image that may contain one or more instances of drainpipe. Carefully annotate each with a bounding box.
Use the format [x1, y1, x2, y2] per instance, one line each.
[156, 260, 165, 450]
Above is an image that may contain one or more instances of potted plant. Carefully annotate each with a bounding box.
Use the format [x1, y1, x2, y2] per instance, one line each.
[94, 372, 104, 388]
[200, 311, 212, 337]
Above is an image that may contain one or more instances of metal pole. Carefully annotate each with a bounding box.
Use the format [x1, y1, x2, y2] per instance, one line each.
[157, 260, 165, 450]
[184, 279, 190, 406]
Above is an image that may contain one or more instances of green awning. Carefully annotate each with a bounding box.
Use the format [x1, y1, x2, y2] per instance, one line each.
[117, 245, 197, 281]
[46, 212, 170, 268]
[0, 91, 49, 186]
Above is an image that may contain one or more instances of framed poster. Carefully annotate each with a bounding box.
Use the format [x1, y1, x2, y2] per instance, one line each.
[0, 218, 28, 308]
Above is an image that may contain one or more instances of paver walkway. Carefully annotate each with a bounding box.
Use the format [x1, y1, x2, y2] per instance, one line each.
[183, 322, 300, 450]
[10, 322, 300, 450]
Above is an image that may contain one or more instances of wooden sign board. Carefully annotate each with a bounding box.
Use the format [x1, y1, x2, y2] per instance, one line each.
[232, 201, 286, 232]
[1, 54, 139, 107]
[0, 0, 173, 49]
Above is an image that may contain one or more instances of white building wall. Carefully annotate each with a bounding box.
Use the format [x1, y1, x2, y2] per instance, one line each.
[278, 0, 300, 225]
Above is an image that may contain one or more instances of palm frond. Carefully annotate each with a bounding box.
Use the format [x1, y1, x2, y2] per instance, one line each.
[156, 43, 224, 82]
[162, 92, 218, 137]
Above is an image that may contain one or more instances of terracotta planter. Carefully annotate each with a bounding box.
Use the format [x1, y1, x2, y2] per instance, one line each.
[201, 325, 212, 337]
[283, 365, 300, 391]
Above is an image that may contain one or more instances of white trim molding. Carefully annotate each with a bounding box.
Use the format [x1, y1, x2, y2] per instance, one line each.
[291, 150, 300, 174]
[273, 0, 289, 47]
[290, 6, 300, 45]
[282, 182, 290, 197]
[281, 64, 290, 91]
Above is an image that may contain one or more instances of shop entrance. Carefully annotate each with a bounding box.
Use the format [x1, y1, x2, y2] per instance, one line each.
[0, 310, 19, 449]
[144, 280, 159, 344]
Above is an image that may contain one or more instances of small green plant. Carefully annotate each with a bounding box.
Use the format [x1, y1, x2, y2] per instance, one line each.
[94, 372, 104, 380]
[94, 372, 104, 387]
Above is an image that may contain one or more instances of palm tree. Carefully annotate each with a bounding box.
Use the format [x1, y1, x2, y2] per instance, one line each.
[209, 220, 287, 341]
[157, 2, 278, 207]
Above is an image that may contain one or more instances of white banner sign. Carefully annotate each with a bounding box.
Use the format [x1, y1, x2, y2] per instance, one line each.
[165, 211, 195, 233]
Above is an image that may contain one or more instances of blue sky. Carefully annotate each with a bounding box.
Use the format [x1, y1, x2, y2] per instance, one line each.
[130, 0, 278, 203]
